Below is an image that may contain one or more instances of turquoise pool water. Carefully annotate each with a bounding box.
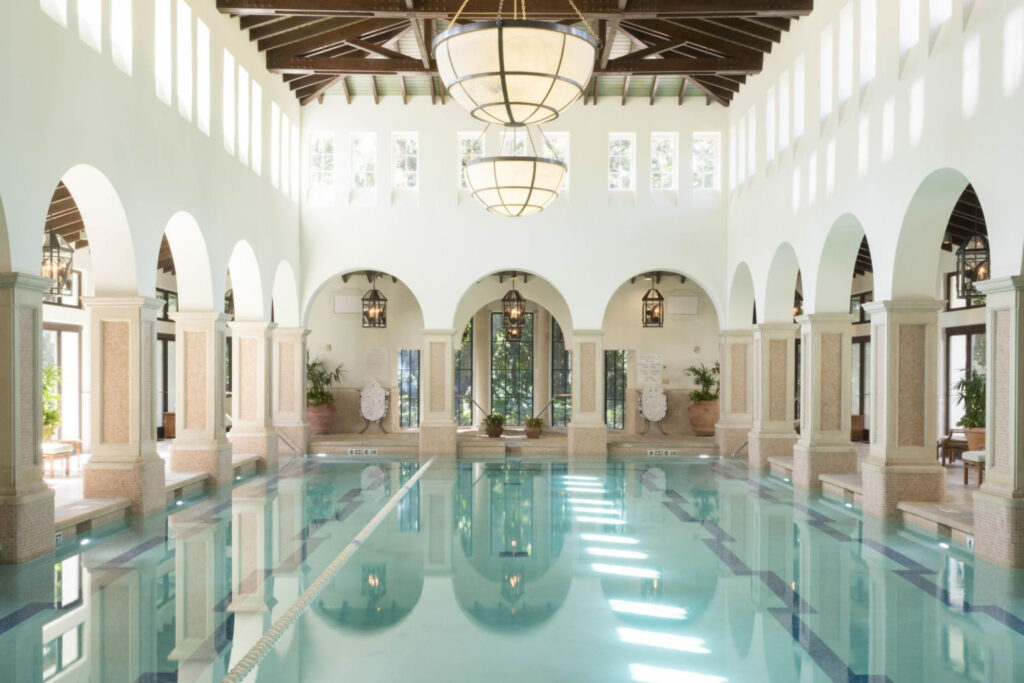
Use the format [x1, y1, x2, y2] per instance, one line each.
[1, 456, 1023, 682]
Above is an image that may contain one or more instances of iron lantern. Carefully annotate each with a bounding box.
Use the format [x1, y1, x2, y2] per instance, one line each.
[41, 231, 74, 296]
[362, 284, 387, 328]
[642, 288, 664, 328]
[956, 232, 990, 299]
[502, 278, 526, 340]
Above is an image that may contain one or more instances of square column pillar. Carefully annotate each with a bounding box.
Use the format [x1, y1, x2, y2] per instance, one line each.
[568, 330, 607, 457]
[974, 277, 1024, 567]
[168, 511, 227, 664]
[0, 273, 55, 564]
[229, 480, 273, 613]
[533, 309, 552, 425]
[228, 321, 278, 469]
[419, 329, 457, 458]
[170, 312, 232, 484]
[861, 300, 945, 517]
[83, 296, 166, 516]
[792, 313, 858, 487]
[471, 310, 491, 425]
[715, 330, 755, 458]
[747, 323, 799, 469]
[272, 327, 310, 457]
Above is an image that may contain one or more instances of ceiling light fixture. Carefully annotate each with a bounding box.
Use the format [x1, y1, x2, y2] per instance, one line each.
[362, 273, 387, 328]
[464, 125, 566, 217]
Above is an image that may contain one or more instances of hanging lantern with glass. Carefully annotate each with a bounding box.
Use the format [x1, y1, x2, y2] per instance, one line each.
[362, 276, 388, 328]
[642, 287, 664, 328]
[463, 125, 566, 217]
[502, 275, 527, 340]
[41, 230, 74, 296]
[433, 0, 600, 126]
[956, 232, 990, 299]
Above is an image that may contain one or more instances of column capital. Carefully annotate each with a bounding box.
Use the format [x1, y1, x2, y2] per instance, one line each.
[720, 328, 755, 339]
[795, 312, 856, 327]
[171, 310, 232, 325]
[0, 272, 53, 293]
[83, 295, 164, 313]
[571, 329, 604, 340]
[422, 328, 457, 337]
[272, 326, 310, 340]
[975, 275, 1024, 296]
[754, 322, 799, 336]
[228, 319, 277, 335]
[862, 298, 944, 317]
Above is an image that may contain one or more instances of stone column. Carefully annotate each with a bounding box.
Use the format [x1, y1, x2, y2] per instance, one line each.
[747, 323, 799, 469]
[715, 329, 755, 458]
[533, 309, 552, 424]
[471, 310, 491, 425]
[229, 480, 273, 613]
[568, 330, 607, 456]
[860, 300, 945, 517]
[0, 273, 55, 564]
[974, 278, 1024, 567]
[228, 321, 278, 469]
[273, 327, 310, 457]
[792, 313, 858, 487]
[168, 510, 226, 666]
[83, 296, 166, 516]
[419, 329, 457, 458]
[170, 312, 232, 484]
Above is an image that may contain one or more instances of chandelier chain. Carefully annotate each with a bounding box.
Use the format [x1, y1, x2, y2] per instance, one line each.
[451, 0, 473, 25]
[566, 0, 597, 41]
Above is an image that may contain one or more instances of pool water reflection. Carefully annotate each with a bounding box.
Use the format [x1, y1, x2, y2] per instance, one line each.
[1, 457, 1023, 682]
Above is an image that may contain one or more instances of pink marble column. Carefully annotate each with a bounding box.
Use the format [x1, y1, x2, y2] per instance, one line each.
[168, 507, 226, 667]
[860, 300, 945, 518]
[715, 329, 755, 458]
[170, 312, 232, 484]
[0, 273, 56, 564]
[228, 321, 277, 469]
[747, 323, 799, 469]
[568, 330, 607, 457]
[792, 313, 858, 488]
[419, 330, 457, 459]
[973, 278, 1024, 568]
[83, 296, 166, 516]
[272, 327, 310, 457]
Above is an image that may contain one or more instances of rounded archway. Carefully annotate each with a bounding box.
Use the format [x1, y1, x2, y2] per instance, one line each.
[225, 240, 265, 321]
[727, 263, 756, 329]
[271, 260, 301, 327]
[760, 242, 801, 323]
[0, 192, 11, 272]
[161, 211, 215, 312]
[813, 214, 873, 314]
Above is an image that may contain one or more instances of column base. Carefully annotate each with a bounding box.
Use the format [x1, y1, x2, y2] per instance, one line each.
[84, 456, 166, 517]
[229, 428, 279, 470]
[419, 424, 457, 458]
[170, 438, 233, 485]
[792, 441, 857, 489]
[0, 486, 56, 564]
[274, 422, 310, 458]
[715, 423, 751, 459]
[861, 461, 946, 518]
[747, 431, 798, 470]
[974, 491, 1024, 568]
[568, 424, 608, 457]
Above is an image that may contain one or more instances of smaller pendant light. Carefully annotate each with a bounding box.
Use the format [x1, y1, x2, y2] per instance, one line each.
[502, 274, 527, 339]
[362, 273, 388, 328]
[642, 278, 664, 328]
[41, 230, 75, 296]
[956, 232, 990, 299]
[464, 125, 566, 218]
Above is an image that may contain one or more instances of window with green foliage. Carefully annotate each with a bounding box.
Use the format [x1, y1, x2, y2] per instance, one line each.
[605, 350, 627, 430]
[454, 321, 473, 426]
[551, 318, 571, 426]
[351, 132, 376, 189]
[608, 133, 635, 190]
[650, 132, 677, 190]
[491, 312, 534, 425]
[398, 349, 420, 429]
[393, 132, 418, 189]
[692, 132, 720, 189]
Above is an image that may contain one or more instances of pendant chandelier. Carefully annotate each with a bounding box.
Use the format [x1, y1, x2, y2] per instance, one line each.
[956, 231, 990, 299]
[362, 274, 388, 328]
[502, 274, 527, 340]
[464, 125, 566, 217]
[41, 230, 74, 296]
[433, 0, 600, 126]
[642, 287, 664, 328]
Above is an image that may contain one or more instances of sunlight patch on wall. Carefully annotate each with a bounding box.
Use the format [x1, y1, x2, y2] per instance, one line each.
[40, 0, 68, 27]
[962, 36, 980, 118]
[881, 97, 895, 162]
[909, 78, 925, 146]
[77, 0, 102, 53]
[1004, 7, 1024, 96]
[110, 0, 132, 75]
[858, 115, 870, 177]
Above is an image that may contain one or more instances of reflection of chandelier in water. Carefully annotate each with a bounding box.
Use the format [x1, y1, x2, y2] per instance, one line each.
[502, 564, 526, 604]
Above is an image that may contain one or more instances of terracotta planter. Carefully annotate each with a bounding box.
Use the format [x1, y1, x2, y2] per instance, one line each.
[307, 403, 336, 436]
[525, 425, 542, 439]
[964, 427, 986, 451]
[687, 399, 720, 437]
[485, 425, 504, 438]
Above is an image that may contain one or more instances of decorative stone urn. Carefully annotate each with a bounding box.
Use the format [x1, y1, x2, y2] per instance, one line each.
[687, 399, 720, 437]
[307, 403, 336, 435]
[965, 427, 986, 451]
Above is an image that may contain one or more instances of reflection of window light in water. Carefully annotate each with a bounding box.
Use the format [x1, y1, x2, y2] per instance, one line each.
[592, 563, 658, 578]
[570, 498, 613, 506]
[618, 628, 710, 654]
[586, 547, 647, 560]
[609, 599, 687, 619]
[577, 516, 624, 525]
[572, 506, 620, 516]
[629, 663, 726, 683]
[582, 534, 638, 545]
[566, 486, 607, 493]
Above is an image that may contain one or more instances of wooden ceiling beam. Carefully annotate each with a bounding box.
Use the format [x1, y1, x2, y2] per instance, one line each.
[298, 76, 343, 104]
[256, 17, 352, 51]
[249, 15, 322, 42]
[687, 77, 729, 106]
[650, 74, 659, 104]
[346, 37, 409, 60]
[608, 38, 686, 63]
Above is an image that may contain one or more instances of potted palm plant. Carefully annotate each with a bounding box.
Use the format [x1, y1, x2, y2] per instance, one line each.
[483, 413, 506, 438]
[306, 354, 344, 435]
[684, 362, 720, 436]
[954, 371, 986, 451]
[42, 364, 62, 440]
[525, 417, 544, 439]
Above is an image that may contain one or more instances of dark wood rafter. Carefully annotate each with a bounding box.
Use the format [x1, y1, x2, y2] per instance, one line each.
[221, 0, 811, 104]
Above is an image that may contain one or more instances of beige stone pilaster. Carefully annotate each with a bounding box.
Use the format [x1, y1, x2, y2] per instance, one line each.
[715, 329, 755, 458]
[533, 309, 552, 424]
[0, 273, 55, 563]
[973, 277, 1024, 567]
[170, 312, 232, 484]
[83, 296, 166, 516]
[273, 327, 310, 457]
[860, 300, 945, 517]
[792, 313, 858, 487]
[168, 510, 226, 665]
[229, 480, 273, 613]
[228, 320, 278, 469]
[471, 309, 491, 425]
[419, 329, 457, 458]
[747, 323, 799, 469]
[568, 330, 607, 457]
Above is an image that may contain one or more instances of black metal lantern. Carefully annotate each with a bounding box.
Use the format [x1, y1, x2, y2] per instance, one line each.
[956, 232, 990, 299]
[502, 277, 526, 340]
[793, 291, 804, 319]
[41, 231, 74, 296]
[642, 287, 664, 328]
[362, 282, 387, 328]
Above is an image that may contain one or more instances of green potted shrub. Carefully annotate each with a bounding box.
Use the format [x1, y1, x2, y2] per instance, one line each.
[306, 354, 344, 435]
[525, 417, 544, 439]
[684, 362, 720, 436]
[954, 371, 986, 451]
[483, 413, 506, 438]
[42, 364, 62, 440]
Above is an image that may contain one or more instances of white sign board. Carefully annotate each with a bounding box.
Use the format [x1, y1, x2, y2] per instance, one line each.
[334, 294, 362, 314]
[667, 295, 699, 315]
[637, 353, 663, 386]
[363, 347, 389, 384]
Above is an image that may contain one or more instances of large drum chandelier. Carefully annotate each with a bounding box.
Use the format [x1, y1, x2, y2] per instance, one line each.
[433, 0, 600, 126]
[464, 126, 566, 217]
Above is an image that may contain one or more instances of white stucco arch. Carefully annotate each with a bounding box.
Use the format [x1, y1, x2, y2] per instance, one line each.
[0, 191, 10, 272]
[811, 213, 870, 314]
[727, 262, 756, 329]
[759, 242, 801, 324]
[272, 261, 302, 327]
[451, 269, 574, 343]
[226, 240, 266, 322]
[600, 270, 722, 329]
[162, 211, 215, 312]
[302, 267, 426, 329]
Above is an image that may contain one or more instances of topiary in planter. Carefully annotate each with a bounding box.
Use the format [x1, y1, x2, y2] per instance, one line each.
[483, 413, 506, 438]
[525, 417, 544, 439]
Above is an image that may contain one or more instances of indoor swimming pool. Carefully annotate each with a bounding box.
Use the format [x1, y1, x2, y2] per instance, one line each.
[1, 456, 1022, 682]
